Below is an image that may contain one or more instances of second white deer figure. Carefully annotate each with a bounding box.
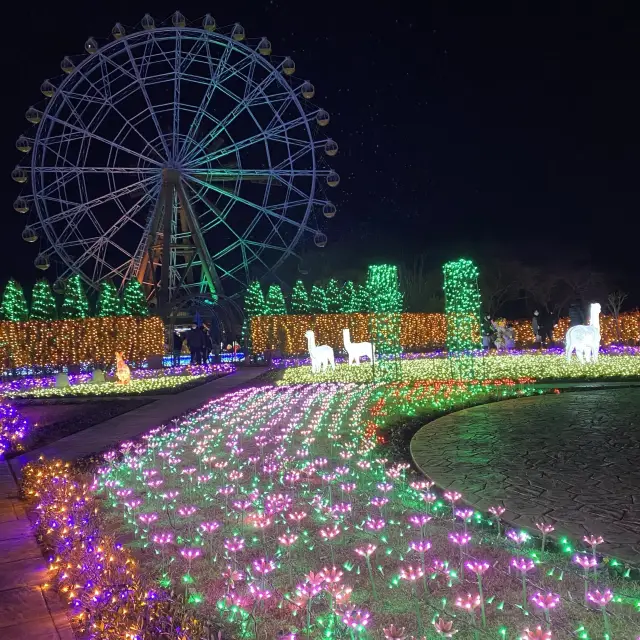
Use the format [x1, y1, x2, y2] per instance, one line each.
[342, 328, 375, 366]
[304, 330, 335, 373]
[565, 302, 601, 363]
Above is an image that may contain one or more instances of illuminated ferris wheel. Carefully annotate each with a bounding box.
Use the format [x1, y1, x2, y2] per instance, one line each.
[13, 12, 338, 314]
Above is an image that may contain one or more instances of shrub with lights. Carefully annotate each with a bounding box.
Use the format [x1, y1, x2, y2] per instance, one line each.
[1, 278, 29, 322]
[30, 280, 57, 321]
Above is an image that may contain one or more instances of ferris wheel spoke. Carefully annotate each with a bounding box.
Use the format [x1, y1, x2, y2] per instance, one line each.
[185, 173, 313, 232]
[183, 63, 285, 165]
[120, 41, 172, 160]
[184, 180, 277, 276]
[38, 176, 157, 225]
[187, 112, 312, 168]
[43, 113, 164, 167]
[178, 39, 237, 163]
[172, 31, 182, 158]
[36, 167, 158, 174]
[61, 185, 159, 277]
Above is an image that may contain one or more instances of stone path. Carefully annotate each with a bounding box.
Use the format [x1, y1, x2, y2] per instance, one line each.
[10, 366, 268, 471]
[0, 460, 74, 639]
[410, 389, 640, 564]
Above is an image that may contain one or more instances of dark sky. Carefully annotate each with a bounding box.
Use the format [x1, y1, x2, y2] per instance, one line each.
[4, 1, 640, 290]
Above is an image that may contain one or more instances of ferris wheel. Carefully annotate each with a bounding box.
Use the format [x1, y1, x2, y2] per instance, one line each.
[13, 11, 338, 312]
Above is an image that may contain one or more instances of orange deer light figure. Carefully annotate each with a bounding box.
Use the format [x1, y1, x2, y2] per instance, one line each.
[115, 351, 131, 384]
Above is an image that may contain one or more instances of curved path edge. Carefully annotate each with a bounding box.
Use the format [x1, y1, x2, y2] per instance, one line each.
[410, 391, 640, 565]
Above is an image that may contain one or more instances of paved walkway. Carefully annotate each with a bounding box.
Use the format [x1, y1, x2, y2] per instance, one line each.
[411, 389, 640, 564]
[0, 460, 74, 639]
[10, 367, 268, 471]
[1, 365, 267, 639]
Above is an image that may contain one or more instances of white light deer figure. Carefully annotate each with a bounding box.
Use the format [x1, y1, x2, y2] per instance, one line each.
[565, 302, 601, 363]
[304, 330, 335, 373]
[342, 328, 375, 366]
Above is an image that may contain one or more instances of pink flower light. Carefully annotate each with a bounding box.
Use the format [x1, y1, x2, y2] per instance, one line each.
[319, 525, 341, 540]
[319, 566, 343, 584]
[278, 533, 299, 547]
[399, 564, 425, 582]
[410, 539, 432, 554]
[535, 522, 555, 535]
[383, 624, 407, 640]
[587, 589, 613, 607]
[488, 505, 505, 517]
[455, 508, 474, 521]
[444, 490, 462, 504]
[448, 532, 472, 547]
[530, 592, 560, 610]
[520, 627, 552, 640]
[454, 592, 481, 612]
[365, 518, 386, 531]
[433, 617, 458, 637]
[224, 536, 245, 553]
[583, 535, 604, 548]
[511, 557, 535, 573]
[252, 557, 276, 575]
[465, 560, 490, 575]
[573, 554, 598, 570]
[355, 544, 377, 558]
[341, 608, 371, 629]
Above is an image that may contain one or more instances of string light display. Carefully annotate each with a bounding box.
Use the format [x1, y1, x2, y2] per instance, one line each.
[310, 285, 328, 314]
[97, 281, 125, 317]
[291, 280, 310, 314]
[29, 280, 57, 321]
[266, 284, 287, 315]
[0, 315, 164, 369]
[367, 264, 403, 380]
[253, 311, 640, 354]
[0, 401, 29, 458]
[277, 351, 640, 384]
[21, 458, 206, 640]
[44, 379, 636, 639]
[122, 279, 150, 317]
[1, 278, 29, 322]
[443, 258, 481, 353]
[61, 275, 90, 319]
[3, 365, 232, 398]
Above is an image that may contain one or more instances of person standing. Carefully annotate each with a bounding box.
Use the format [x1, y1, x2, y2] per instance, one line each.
[172, 330, 183, 366]
[186, 325, 204, 365]
[532, 310, 541, 346]
[201, 324, 213, 365]
[538, 311, 554, 347]
[481, 314, 494, 349]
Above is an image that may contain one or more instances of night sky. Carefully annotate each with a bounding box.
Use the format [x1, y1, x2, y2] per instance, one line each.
[3, 2, 640, 293]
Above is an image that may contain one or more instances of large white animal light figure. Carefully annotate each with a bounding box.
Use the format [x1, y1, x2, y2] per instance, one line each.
[342, 328, 375, 366]
[565, 302, 601, 363]
[304, 330, 335, 373]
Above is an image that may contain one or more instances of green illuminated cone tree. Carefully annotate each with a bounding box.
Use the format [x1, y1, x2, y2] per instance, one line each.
[353, 284, 370, 313]
[310, 285, 328, 314]
[325, 279, 341, 313]
[266, 284, 287, 315]
[61, 275, 90, 319]
[122, 280, 149, 317]
[97, 281, 124, 317]
[243, 281, 267, 353]
[1, 279, 29, 322]
[30, 280, 57, 321]
[339, 280, 356, 313]
[291, 280, 310, 314]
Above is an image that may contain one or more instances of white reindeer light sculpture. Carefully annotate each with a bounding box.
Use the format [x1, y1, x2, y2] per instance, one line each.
[565, 302, 601, 363]
[304, 330, 335, 373]
[342, 328, 375, 366]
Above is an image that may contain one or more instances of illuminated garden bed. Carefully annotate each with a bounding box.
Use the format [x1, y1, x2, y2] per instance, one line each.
[276, 351, 640, 384]
[25, 380, 637, 639]
[2, 364, 234, 399]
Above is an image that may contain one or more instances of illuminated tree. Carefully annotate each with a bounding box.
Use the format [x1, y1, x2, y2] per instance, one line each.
[310, 285, 328, 314]
[339, 280, 356, 313]
[97, 281, 124, 317]
[266, 284, 287, 315]
[353, 284, 370, 313]
[291, 280, 310, 314]
[122, 280, 149, 317]
[245, 281, 267, 318]
[61, 275, 90, 319]
[325, 279, 341, 313]
[30, 280, 57, 321]
[1, 279, 29, 322]
[366, 264, 403, 380]
[243, 281, 267, 353]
